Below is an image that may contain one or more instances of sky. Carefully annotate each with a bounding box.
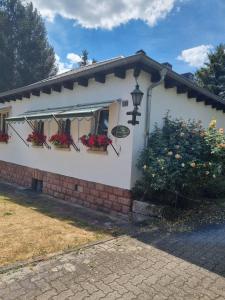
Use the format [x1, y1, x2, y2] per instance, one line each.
[30, 0, 225, 74]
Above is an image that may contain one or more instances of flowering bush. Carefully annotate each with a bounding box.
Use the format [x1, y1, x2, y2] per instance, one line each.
[0, 133, 9, 143]
[49, 133, 73, 147]
[133, 114, 225, 205]
[80, 134, 112, 150]
[204, 119, 225, 168]
[27, 131, 46, 146]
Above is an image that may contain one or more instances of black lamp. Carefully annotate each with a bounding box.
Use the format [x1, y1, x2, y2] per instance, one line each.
[127, 79, 144, 125]
[131, 83, 144, 107]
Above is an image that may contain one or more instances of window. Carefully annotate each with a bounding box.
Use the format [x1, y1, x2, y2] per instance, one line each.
[32, 178, 43, 193]
[58, 119, 71, 135]
[34, 120, 44, 135]
[96, 110, 109, 135]
[0, 111, 9, 134]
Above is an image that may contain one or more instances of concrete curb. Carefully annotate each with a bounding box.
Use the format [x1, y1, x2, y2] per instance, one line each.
[0, 235, 125, 275]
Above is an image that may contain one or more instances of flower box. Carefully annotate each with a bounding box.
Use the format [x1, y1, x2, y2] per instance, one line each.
[49, 133, 73, 149]
[88, 146, 107, 152]
[32, 144, 44, 148]
[80, 134, 112, 152]
[0, 133, 10, 143]
[54, 144, 71, 150]
[27, 132, 46, 147]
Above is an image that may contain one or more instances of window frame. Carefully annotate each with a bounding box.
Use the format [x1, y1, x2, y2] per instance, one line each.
[0, 110, 10, 134]
[95, 109, 109, 135]
[34, 120, 44, 135]
[58, 118, 71, 135]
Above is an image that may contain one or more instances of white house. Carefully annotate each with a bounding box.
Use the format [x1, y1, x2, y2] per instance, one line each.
[0, 50, 224, 215]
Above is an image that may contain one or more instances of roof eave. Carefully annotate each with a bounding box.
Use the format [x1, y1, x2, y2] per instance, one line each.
[0, 52, 224, 111]
[0, 53, 143, 99]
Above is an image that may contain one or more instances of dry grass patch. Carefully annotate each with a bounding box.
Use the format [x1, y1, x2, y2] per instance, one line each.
[0, 188, 111, 267]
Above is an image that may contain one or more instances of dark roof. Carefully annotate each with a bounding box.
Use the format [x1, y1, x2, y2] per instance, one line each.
[0, 51, 225, 112]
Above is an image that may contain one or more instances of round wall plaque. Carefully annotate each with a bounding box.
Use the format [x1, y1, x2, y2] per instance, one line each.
[111, 125, 130, 138]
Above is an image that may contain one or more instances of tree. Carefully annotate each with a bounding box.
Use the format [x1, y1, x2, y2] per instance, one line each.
[0, 0, 57, 92]
[195, 44, 225, 99]
[79, 49, 97, 67]
[79, 49, 89, 67]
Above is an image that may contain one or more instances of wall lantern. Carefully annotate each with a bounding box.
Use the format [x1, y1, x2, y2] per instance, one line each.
[127, 78, 144, 125]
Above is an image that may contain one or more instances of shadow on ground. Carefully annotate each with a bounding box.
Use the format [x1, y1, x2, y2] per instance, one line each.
[134, 222, 225, 278]
[0, 181, 129, 237]
[1, 181, 225, 278]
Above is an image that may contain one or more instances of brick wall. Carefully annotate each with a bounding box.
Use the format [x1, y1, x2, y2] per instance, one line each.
[0, 160, 132, 215]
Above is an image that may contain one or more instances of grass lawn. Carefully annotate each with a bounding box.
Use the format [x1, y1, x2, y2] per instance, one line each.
[0, 185, 111, 267]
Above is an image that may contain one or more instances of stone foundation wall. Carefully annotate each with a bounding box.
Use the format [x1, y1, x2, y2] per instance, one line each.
[0, 160, 132, 215]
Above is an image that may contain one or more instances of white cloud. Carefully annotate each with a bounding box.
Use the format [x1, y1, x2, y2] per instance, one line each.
[67, 52, 93, 65]
[55, 54, 73, 74]
[177, 45, 213, 68]
[67, 53, 82, 64]
[55, 52, 91, 74]
[31, 0, 181, 29]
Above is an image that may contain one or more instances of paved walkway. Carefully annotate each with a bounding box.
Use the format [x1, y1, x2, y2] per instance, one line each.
[1, 223, 225, 299]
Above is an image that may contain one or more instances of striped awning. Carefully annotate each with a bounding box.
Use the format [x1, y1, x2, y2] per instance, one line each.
[6, 100, 119, 122]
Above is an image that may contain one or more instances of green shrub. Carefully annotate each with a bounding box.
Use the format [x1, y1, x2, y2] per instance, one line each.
[161, 206, 182, 221]
[134, 114, 225, 206]
[203, 176, 225, 198]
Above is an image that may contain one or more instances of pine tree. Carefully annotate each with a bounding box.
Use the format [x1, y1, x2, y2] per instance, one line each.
[0, 3, 14, 92]
[0, 0, 57, 92]
[195, 44, 225, 99]
[79, 49, 89, 67]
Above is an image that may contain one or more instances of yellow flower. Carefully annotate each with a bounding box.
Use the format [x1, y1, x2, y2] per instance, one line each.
[190, 162, 196, 168]
[200, 131, 205, 137]
[209, 119, 216, 128]
[175, 154, 182, 159]
[218, 143, 225, 149]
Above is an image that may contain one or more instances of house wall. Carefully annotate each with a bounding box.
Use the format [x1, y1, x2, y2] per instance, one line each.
[1, 67, 225, 215]
[0, 71, 136, 188]
[0, 71, 139, 214]
[0, 160, 132, 214]
[130, 71, 225, 186]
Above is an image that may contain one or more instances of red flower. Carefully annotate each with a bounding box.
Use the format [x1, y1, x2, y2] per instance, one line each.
[49, 133, 73, 146]
[80, 135, 88, 146]
[0, 133, 9, 143]
[80, 134, 112, 149]
[88, 135, 96, 147]
[27, 131, 46, 145]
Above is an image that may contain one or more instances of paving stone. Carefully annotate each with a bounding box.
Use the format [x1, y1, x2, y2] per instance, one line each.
[1, 223, 225, 299]
[80, 281, 98, 294]
[52, 289, 74, 300]
[94, 281, 113, 294]
[35, 289, 58, 300]
[71, 289, 89, 299]
[49, 279, 68, 293]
